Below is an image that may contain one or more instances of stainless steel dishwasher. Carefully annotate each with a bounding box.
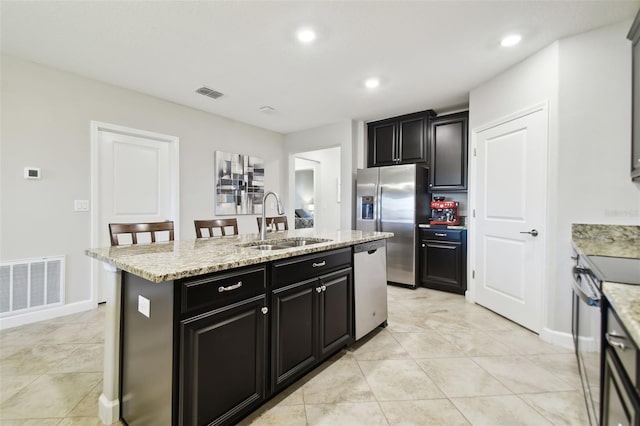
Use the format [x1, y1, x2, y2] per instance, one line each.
[354, 239, 388, 340]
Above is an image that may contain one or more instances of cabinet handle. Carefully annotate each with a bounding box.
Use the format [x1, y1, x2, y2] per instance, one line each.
[218, 281, 242, 292]
[312, 261, 326, 268]
[316, 287, 323, 293]
[606, 331, 627, 351]
[261, 307, 268, 315]
[435, 233, 447, 237]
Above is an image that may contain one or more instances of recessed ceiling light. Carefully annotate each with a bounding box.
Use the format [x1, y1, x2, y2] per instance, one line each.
[365, 78, 380, 89]
[296, 28, 316, 44]
[500, 34, 522, 47]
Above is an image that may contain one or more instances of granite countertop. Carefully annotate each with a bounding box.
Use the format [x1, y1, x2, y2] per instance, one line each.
[418, 224, 467, 230]
[86, 229, 393, 283]
[572, 224, 640, 259]
[572, 224, 640, 347]
[603, 282, 640, 349]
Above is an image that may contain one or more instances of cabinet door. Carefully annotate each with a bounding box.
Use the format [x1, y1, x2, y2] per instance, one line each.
[271, 279, 318, 392]
[420, 241, 465, 294]
[180, 295, 267, 426]
[398, 115, 427, 164]
[429, 112, 468, 191]
[632, 33, 640, 180]
[318, 268, 353, 359]
[368, 120, 397, 167]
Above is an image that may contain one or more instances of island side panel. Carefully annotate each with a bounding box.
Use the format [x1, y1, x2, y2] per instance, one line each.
[121, 272, 174, 425]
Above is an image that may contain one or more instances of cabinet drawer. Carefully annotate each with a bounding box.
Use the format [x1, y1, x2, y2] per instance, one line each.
[607, 308, 639, 391]
[421, 229, 463, 242]
[180, 266, 266, 315]
[272, 248, 351, 288]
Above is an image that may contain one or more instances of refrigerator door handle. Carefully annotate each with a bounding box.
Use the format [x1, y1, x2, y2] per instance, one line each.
[376, 182, 382, 232]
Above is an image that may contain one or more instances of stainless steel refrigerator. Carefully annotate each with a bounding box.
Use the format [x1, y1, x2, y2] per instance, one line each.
[355, 164, 430, 288]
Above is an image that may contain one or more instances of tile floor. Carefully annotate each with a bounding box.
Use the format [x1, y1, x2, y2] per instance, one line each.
[0, 286, 588, 425]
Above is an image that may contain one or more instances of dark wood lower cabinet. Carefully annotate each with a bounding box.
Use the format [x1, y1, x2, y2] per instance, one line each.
[419, 229, 467, 294]
[180, 294, 267, 426]
[271, 267, 353, 393]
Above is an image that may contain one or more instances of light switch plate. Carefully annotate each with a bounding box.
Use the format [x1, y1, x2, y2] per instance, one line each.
[74, 200, 90, 212]
[138, 295, 150, 318]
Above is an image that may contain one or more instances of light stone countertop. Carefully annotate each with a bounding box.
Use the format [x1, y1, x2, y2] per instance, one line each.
[572, 224, 640, 259]
[86, 229, 393, 283]
[603, 282, 640, 349]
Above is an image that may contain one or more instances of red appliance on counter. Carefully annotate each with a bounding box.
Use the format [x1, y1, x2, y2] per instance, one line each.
[429, 197, 460, 226]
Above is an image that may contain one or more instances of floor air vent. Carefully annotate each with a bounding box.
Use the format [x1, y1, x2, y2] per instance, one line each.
[0, 256, 65, 316]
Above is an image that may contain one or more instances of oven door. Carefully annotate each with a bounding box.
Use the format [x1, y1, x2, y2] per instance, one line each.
[572, 265, 602, 426]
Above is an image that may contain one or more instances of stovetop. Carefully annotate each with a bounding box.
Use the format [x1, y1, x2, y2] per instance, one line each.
[585, 255, 640, 285]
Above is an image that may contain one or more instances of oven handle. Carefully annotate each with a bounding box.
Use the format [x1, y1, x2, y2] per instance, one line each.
[571, 266, 600, 307]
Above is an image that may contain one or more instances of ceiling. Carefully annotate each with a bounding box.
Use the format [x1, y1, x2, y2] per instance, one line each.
[2, 1, 639, 134]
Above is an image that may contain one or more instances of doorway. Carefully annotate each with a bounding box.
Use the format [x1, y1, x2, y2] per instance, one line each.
[294, 158, 318, 229]
[289, 147, 341, 233]
[90, 121, 179, 303]
[471, 103, 548, 333]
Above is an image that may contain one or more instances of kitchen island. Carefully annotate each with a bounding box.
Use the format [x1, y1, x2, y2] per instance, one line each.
[86, 229, 392, 425]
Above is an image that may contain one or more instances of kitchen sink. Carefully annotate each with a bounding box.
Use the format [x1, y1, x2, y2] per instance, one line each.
[240, 238, 332, 251]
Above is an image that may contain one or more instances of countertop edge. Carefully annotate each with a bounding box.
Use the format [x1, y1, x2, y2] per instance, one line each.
[86, 232, 393, 283]
[603, 282, 640, 349]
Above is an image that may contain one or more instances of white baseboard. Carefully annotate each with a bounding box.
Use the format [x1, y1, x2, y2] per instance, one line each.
[0, 300, 97, 329]
[539, 327, 575, 350]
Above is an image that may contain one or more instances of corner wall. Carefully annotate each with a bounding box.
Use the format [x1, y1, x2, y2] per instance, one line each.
[1, 55, 284, 326]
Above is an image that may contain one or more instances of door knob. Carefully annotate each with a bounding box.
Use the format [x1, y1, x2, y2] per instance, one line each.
[520, 229, 539, 237]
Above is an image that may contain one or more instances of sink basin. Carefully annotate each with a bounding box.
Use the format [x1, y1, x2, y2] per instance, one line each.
[240, 237, 332, 251]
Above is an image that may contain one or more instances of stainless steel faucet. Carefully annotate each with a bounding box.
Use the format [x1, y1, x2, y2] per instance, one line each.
[260, 191, 285, 241]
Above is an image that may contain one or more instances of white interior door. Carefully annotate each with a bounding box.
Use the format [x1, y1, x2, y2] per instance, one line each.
[93, 124, 179, 302]
[473, 104, 548, 332]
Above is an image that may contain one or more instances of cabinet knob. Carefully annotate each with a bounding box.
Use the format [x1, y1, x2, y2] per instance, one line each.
[321, 285, 327, 292]
[261, 307, 268, 315]
[421, 244, 425, 248]
[316, 287, 322, 293]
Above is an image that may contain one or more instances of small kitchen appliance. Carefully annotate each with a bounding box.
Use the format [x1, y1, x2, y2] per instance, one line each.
[429, 196, 459, 226]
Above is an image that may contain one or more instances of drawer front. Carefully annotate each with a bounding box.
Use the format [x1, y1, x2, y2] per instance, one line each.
[421, 229, 462, 242]
[272, 248, 351, 288]
[607, 308, 638, 390]
[180, 266, 266, 315]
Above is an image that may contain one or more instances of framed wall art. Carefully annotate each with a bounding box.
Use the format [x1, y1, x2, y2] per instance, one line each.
[215, 151, 264, 215]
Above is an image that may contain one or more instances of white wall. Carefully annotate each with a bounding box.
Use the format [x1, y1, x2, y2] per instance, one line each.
[469, 20, 640, 342]
[284, 121, 357, 230]
[1, 55, 284, 323]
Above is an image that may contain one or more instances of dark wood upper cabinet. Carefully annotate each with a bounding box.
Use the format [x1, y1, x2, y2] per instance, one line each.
[429, 111, 469, 192]
[629, 11, 640, 181]
[367, 110, 435, 167]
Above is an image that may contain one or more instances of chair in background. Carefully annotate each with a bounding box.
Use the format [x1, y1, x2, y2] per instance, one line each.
[256, 216, 288, 233]
[108, 221, 175, 246]
[194, 218, 239, 238]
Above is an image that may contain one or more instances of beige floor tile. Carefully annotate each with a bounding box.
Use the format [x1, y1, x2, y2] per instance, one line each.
[1, 344, 79, 377]
[39, 324, 103, 345]
[451, 395, 553, 426]
[380, 399, 470, 425]
[58, 417, 103, 426]
[416, 358, 511, 398]
[50, 344, 104, 373]
[0, 418, 62, 425]
[239, 404, 307, 425]
[302, 357, 375, 404]
[269, 383, 304, 406]
[485, 329, 571, 355]
[358, 359, 444, 401]
[520, 390, 590, 425]
[305, 402, 388, 426]
[437, 330, 512, 356]
[0, 372, 101, 419]
[348, 329, 410, 361]
[526, 353, 582, 388]
[385, 311, 430, 333]
[0, 344, 27, 360]
[66, 380, 102, 417]
[0, 323, 59, 347]
[472, 356, 576, 393]
[392, 331, 460, 358]
[0, 375, 39, 404]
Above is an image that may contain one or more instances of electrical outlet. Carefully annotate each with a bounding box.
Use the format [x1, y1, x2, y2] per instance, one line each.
[74, 200, 89, 212]
[138, 295, 150, 318]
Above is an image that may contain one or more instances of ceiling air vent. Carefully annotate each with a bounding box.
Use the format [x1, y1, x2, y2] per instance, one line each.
[196, 86, 224, 99]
